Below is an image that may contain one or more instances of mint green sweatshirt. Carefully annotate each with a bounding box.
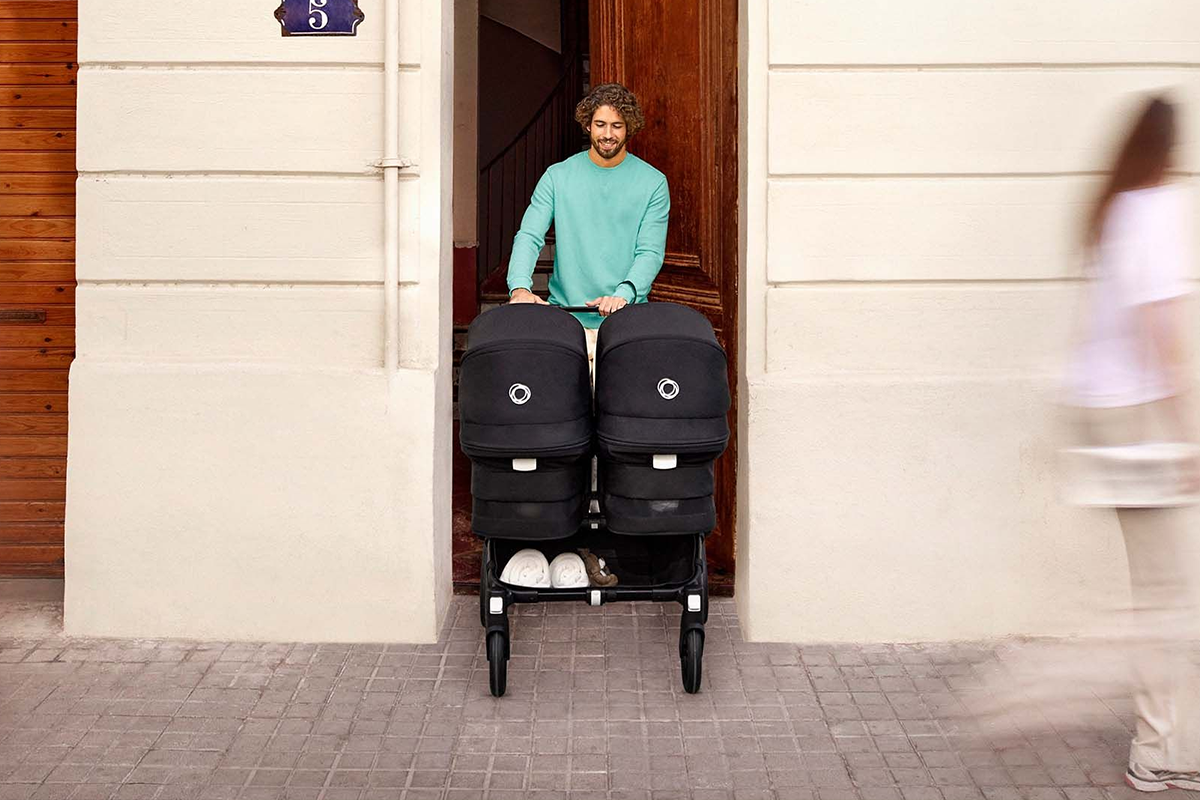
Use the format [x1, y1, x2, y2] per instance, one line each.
[506, 151, 670, 328]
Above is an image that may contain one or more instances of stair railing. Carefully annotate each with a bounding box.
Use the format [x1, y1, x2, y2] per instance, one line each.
[476, 50, 583, 294]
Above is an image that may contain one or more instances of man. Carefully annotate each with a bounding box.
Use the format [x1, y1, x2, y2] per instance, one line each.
[507, 82, 670, 364]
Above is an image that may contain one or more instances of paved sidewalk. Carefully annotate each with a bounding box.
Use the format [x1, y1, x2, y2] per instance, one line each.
[0, 590, 1172, 800]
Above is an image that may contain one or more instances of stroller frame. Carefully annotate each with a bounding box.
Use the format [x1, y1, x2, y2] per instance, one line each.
[478, 510, 710, 697]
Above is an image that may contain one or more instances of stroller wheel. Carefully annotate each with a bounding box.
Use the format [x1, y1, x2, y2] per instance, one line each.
[487, 631, 508, 697]
[680, 629, 704, 694]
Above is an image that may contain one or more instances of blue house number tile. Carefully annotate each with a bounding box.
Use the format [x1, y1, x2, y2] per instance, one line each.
[275, 0, 364, 36]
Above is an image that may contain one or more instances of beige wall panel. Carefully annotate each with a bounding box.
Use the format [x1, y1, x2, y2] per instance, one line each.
[769, 0, 1200, 65]
[76, 285, 384, 367]
[764, 285, 1073, 376]
[767, 177, 1096, 282]
[76, 176, 420, 283]
[65, 365, 442, 641]
[768, 69, 1200, 175]
[737, 375, 1135, 642]
[79, 0, 420, 65]
[77, 69, 420, 174]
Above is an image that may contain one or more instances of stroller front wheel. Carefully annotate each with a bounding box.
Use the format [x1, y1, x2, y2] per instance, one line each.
[680, 628, 704, 694]
[487, 631, 508, 697]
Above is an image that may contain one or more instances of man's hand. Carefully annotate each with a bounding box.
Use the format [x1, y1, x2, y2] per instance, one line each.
[586, 296, 628, 316]
[509, 288, 547, 305]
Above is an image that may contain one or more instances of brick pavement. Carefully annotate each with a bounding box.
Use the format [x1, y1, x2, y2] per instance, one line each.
[0, 589, 1181, 800]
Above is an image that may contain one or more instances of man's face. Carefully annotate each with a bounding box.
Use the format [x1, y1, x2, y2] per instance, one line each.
[588, 105, 628, 160]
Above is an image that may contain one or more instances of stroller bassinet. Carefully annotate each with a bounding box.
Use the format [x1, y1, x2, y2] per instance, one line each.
[595, 303, 730, 535]
[458, 304, 592, 540]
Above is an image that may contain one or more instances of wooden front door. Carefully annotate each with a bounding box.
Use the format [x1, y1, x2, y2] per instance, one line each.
[0, 0, 77, 577]
[590, 0, 739, 583]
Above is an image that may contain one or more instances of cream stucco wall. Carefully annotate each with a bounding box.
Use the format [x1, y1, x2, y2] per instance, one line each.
[736, 0, 1200, 641]
[66, 0, 1200, 645]
[65, 0, 454, 641]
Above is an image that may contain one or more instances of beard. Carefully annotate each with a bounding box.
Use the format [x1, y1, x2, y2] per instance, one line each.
[591, 134, 627, 160]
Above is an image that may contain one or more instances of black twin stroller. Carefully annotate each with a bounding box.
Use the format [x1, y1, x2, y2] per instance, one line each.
[458, 302, 730, 696]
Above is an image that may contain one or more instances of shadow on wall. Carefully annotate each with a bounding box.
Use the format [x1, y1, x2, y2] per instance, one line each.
[478, 15, 564, 168]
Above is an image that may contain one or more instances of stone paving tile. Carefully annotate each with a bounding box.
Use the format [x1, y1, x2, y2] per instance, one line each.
[0, 596, 1189, 800]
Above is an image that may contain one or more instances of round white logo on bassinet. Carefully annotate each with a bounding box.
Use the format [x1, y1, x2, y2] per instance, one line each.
[508, 383, 531, 405]
[657, 378, 680, 400]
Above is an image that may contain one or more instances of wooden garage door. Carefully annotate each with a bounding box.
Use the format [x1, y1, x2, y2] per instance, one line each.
[0, 0, 76, 577]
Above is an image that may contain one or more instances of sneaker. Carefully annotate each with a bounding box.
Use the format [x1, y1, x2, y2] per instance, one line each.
[1126, 763, 1200, 792]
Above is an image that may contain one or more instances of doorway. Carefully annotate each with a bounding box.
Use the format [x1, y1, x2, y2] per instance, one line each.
[451, 0, 739, 593]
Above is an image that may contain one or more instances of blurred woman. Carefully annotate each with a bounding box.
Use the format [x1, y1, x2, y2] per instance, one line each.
[1066, 95, 1200, 792]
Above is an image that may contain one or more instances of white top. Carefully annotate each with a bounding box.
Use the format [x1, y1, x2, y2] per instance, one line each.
[1067, 183, 1192, 408]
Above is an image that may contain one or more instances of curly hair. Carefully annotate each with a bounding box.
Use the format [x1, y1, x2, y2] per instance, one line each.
[574, 83, 646, 136]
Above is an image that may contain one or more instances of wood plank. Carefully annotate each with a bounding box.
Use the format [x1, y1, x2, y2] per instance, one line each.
[0, 456, 64, 476]
[0, 370, 68, 392]
[0, 327, 73, 347]
[0, 108, 74, 129]
[0, 240, 74, 260]
[0, 501, 64, 522]
[0, 261, 73, 281]
[0, 194, 73, 215]
[0, 151, 74, 171]
[0, 129, 72, 149]
[0, 544, 63, 566]
[0, 217, 73, 237]
[0, 173, 74, 193]
[0, 87, 75, 107]
[0, 348, 74, 369]
[0, 284, 74, 304]
[0, 394, 67, 413]
[0, 64, 75, 86]
[0, 1, 76, 19]
[0, 305, 73, 325]
[0, 560, 62, 576]
[0, 436, 66, 456]
[0, 479, 64, 501]
[0, 523, 63, 545]
[0, 43, 74, 62]
[0, 20, 77, 41]
[0, 414, 66, 434]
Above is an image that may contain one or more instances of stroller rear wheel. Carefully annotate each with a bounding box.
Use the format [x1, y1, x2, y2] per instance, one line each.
[487, 631, 508, 697]
[680, 628, 704, 694]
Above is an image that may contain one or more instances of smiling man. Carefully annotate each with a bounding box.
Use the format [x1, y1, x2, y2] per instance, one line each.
[507, 83, 670, 360]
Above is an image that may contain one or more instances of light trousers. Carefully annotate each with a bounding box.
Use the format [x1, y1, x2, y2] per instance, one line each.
[585, 326, 598, 386]
[1077, 401, 1200, 771]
